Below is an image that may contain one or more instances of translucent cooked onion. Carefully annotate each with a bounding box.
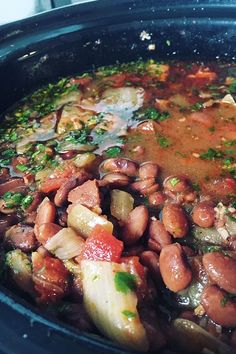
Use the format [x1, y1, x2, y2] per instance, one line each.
[81, 260, 149, 352]
[193, 226, 226, 245]
[100, 87, 144, 114]
[67, 204, 113, 239]
[171, 318, 234, 354]
[45, 227, 85, 260]
[110, 189, 134, 221]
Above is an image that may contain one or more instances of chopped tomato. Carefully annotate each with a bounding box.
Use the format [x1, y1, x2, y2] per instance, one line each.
[39, 177, 67, 193]
[32, 252, 69, 304]
[70, 76, 92, 86]
[79, 225, 123, 262]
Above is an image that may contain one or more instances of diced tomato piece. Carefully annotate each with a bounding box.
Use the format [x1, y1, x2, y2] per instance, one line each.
[39, 177, 66, 193]
[70, 77, 92, 86]
[32, 252, 69, 304]
[79, 225, 123, 262]
[121, 256, 145, 280]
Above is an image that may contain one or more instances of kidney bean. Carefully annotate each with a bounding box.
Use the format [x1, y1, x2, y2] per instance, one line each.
[4, 224, 38, 252]
[122, 205, 148, 245]
[164, 175, 189, 193]
[148, 191, 166, 207]
[54, 177, 77, 207]
[202, 177, 236, 202]
[182, 246, 195, 257]
[132, 178, 159, 196]
[0, 178, 26, 196]
[148, 219, 172, 253]
[202, 252, 236, 294]
[37, 223, 62, 245]
[34, 197, 56, 238]
[25, 192, 42, 213]
[99, 173, 130, 187]
[162, 203, 189, 238]
[159, 243, 192, 292]
[101, 158, 137, 176]
[192, 201, 215, 228]
[139, 162, 159, 180]
[201, 285, 236, 327]
[140, 250, 161, 282]
[0, 214, 18, 237]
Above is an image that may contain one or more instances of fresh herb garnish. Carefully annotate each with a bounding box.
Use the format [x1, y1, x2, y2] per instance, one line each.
[200, 148, 224, 160]
[3, 192, 33, 209]
[114, 271, 136, 294]
[208, 126, 215, 132]
[229, 79, 236, 94]
[170, 177, 180, 187]
[143, 107, 170, 122]
[192, 182, 201, 191]
[106, 147, 122, 157]
[220, 293, 236, 307]
[190, 102, 203, 112]
[122, 310, 136, 319]
[157, 135, 171, 148]
[16, 164, 28, 172]
[21, 195, 34, 209]
[201, 245, 222, 254]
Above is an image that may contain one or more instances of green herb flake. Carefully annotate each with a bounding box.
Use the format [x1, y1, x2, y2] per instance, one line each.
[192, 182, 201, 191]
[231, 201, 236, 209]
[229, 79, 236, 94]
[190, 102, 203, 112]
[202, 245, 222, 254]
[200, 148, 224, 160]
[158, 136, 171, 148]
[106, 147, 122, 157]
[170, 177, 180, 187]
[16, 164, 28, 172]
[175, 151, 187, 158]
[208, 127, 215, 132]
[114, 271, 136, 294]
[143, 107, 170, 122]
[122, 310, 136, 319]
[21, 195, 34, 209]
[227, 214, 236, 222]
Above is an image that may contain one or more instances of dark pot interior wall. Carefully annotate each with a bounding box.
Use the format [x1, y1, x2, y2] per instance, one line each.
[0, 1, 236, 354]
[1, 0, 236, 113]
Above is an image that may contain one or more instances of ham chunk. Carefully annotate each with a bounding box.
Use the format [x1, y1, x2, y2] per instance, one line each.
[68, 180, 101, 210]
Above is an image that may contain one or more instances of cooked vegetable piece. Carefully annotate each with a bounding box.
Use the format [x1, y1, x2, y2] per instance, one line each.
[110, 189, 134, 221]
[81, 260, 149, 351]
[67, 204, 113, 238]
[79, 225, 123, 262]
[5, 249, 34, 295]
[45, 227, 85, 260]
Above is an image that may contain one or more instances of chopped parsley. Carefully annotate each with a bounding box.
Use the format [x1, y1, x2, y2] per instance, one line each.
[200, 148, 224, 160]
[220, 293, 236, 307]
[106, 147, 122, 157]
[16, 164, 28, 172]
[3, 192, 33, 209]
[169, 177, 180, 187]
[114, 271, 136, 294]
[157, 135, 171, 148]
[208, 126, 215, 132]
[191, 182, 201, 191]
[229, 79, 236, 94]
[122, 310, 136, 319]
[144, 107, 170, 122]
[190, 102, 203, 112]
[201, 245, 222, 254]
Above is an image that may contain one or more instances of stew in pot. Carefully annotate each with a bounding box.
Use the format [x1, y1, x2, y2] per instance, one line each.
[0, 59, 235, 353]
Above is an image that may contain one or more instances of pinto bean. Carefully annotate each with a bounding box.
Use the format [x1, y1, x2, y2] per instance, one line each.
[0, 214, 18, 237]
[4, 224, 38, 252]
[99, 173, 130, 187]
[37, 223, 62, 245]
[139, 162, 159, 180]
[192, 202, 215, 228]
[148, 219, 172, 253]
[54, 177, 77, 207]
[101, 158, 137, 176]
[148, 191, 166, 207]
[26, 192, 42, 213]
[122, 205, 148, 245]
[202, 252, 236, 294]
[34, 197, 56, 238]
[159, 243, 192, 292]
[140, 251, 161, 282]
[164, 176, 189, 193]
[202, 177, 236, 202]
[132, 178, 159, 196]
[0, 178, 26, 196]
[162, 203, 189, 238]
[201, 285, 236, 327]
